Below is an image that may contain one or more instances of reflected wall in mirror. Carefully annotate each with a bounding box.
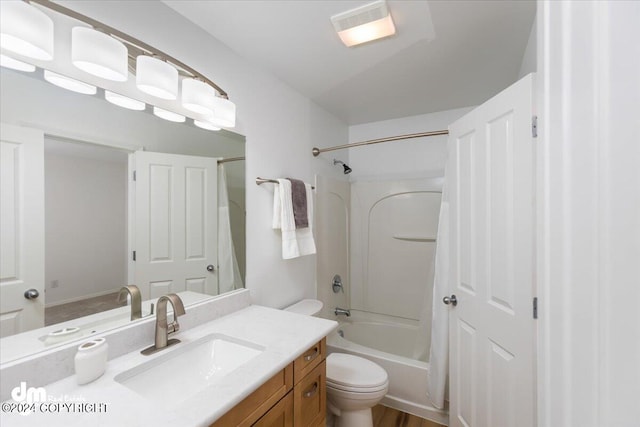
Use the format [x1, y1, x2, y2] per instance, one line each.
[0, 66, 245, 363]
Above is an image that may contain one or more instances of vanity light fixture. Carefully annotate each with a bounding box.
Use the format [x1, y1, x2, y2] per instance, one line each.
[0, 1, 54, 60]
[43, 70, 97, 95]
[330, 0, 396, 47]
[71, 27, 128, 81]
[0, 54, 36, 72]
[209, 96, 237, 128]
[182, 78, 216, 116]
[193, 119, 221, 131]
[105, 90, 145, 111]
[153, 106, 185, 123]
[14, 0, 237, 128]
[136, 55, 178, 100]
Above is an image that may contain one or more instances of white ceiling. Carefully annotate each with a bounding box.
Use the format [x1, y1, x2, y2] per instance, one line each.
[164, 0, 536, 125]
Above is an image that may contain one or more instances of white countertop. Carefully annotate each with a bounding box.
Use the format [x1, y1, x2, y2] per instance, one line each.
[0, 291, 214, 364]
[1, 305, 338, 427]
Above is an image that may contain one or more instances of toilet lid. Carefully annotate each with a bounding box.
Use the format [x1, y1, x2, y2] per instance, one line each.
[326, 353, 388, 390]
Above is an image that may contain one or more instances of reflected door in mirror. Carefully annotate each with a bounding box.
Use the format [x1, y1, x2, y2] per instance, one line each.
[0, 124, 45, 337]
[134, 151, 218, 300]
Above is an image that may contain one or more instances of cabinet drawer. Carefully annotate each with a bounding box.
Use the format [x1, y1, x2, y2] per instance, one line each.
[293, 360, 326, 427]
[252, 391, 293, 427]
[293, 338, 325, 384]
[211, 364, 293, 427]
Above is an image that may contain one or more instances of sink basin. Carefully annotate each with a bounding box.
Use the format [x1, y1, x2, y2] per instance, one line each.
[114, 334, 264, 408]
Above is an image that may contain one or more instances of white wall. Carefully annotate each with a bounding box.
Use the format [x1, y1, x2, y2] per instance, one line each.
[537, 1, 640, 426]
[518, 14, 537, 79]
[45, 145, 128, 305]
[54, 1, 348, 308]
[348, 107, 473, 180]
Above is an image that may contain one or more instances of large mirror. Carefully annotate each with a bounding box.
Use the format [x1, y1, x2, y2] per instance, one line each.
[0, 66, 246, 363]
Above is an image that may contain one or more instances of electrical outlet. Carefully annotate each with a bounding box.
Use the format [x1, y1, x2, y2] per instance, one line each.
[51, 280, 59, 289]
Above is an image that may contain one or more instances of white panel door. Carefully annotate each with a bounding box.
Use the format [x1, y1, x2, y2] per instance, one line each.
[448, 74, 535, 427]
[134, 151, 218, 300]
[0, 124, 45, 337]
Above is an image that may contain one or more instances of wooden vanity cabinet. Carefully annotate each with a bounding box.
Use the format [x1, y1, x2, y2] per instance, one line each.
[210, 338, 326, 427]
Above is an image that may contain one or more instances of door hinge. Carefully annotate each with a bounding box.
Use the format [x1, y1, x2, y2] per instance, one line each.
[532, 116, 538, 138]
[533, 297, 538, 319]
[132, 251, 136, 261]
[133, 170, 137, 181]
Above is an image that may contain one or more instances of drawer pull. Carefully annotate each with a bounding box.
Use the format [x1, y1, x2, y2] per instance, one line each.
[304, 347, 319, 362]
[303, 382, 318, 399]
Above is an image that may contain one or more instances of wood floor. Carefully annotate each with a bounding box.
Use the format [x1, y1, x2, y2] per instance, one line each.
[45, 291, 125, 325]
[372, 405, 446, 427]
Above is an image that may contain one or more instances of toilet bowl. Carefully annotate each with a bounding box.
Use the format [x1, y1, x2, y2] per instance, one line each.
[326, 352, 389, 427]
[284, 299, 389, 427]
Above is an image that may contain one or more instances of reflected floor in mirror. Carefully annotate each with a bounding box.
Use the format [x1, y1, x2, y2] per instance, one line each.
[45, 292, 125, 326]
[372, 405, 445, 427]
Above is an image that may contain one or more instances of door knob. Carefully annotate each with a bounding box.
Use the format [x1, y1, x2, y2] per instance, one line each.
[443, 294, 457, 306]
[206, 264, 215, 272]
[24, 289, 39, 300]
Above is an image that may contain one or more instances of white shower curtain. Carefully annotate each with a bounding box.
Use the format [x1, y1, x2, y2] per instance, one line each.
[218, 164, 243, 294]
[427, 181, 450, 409]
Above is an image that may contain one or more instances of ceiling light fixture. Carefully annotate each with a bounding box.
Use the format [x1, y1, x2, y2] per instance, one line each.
[43, 70, 97, 95]
[105, 91, 145, 111]
[330, 0, 396, 47]
[71, 27, 128, 81]
[153, 106, 185, 123]
[0, 54, 36, 72]
[0, 1, 54, 60]
[136, 56, 178, 100]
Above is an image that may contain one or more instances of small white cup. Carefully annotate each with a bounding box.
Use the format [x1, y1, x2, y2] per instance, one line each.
[74, 337, 108, 385]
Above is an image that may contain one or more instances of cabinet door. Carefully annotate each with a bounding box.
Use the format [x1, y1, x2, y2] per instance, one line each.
[294, 360, 326, 427]
[293, 338, 326, 384]
[253, 392, 293, 427]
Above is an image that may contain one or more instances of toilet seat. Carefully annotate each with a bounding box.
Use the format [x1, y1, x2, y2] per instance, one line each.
[327, 379, 388, 394]
[326, 353, 389, 393]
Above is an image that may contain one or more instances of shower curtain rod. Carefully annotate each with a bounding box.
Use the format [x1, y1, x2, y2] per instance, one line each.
[218, 156, 245, 164]
[311, 129, 449, 157]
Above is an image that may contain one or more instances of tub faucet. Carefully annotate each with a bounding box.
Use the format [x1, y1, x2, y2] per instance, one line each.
[117, 285, 142, 321]
[334, 307, 351, 317]
[141, 293, 185, 355]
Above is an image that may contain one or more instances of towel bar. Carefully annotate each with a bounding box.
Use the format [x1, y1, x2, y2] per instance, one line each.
[256, 177, 315, 189]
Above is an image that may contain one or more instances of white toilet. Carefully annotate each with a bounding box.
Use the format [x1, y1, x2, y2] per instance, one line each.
[284, 299, 389, 427]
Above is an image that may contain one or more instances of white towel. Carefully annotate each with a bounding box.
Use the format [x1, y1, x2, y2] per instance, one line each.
[272, 179, 316, 259]
[427, 183, 450, 409]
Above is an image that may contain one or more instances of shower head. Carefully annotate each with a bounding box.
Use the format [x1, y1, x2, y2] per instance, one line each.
[333, 159, 353, 174]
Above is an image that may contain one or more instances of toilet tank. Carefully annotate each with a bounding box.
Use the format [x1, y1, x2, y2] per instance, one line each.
[284, 299, 323, 316]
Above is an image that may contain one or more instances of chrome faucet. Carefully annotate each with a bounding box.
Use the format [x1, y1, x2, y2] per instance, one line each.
[141, 293, 185, 355]
[334, 307, 351, 317]
[117, 285, 142, 321]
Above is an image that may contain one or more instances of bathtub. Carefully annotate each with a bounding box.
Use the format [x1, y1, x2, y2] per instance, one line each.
[326, 316, 448, 425]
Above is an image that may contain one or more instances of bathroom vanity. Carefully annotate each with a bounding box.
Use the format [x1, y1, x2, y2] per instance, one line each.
[0, 290, 337, 427]
[212, 339, 326, 427]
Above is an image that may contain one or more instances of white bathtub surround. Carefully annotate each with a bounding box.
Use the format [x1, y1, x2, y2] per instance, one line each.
[427, 183, 450, 409]
[272, 179, 316, 259]
[1, 301, 337, 426]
